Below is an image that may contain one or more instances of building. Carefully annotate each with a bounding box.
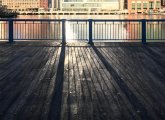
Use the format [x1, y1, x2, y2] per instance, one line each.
[1, 0, 48, 11]
[119, 0, 125, 10]
[124, 0, 127, 9]
[51, 0, 59, 10]
[128, 0, 161, 13]
[49, 0, 125, 11]
[60, 0, 120, 11]
[50, 0, 124, 11]
[161, 0, 165, 7]
[1, 0, 40, 11]
[0, 0, 2, 5]
[40, 0, 48, 9]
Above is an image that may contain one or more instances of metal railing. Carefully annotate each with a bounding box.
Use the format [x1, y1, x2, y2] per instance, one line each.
[0, 19, 165, 44]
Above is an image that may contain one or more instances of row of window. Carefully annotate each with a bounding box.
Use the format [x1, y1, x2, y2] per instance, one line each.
[3, 0, 38, 1]
[2, 2, 39, 8]
[64, 0, 113, 2]
[4, 6, 39, 8]
[3, 3, 39, 4]
[2, 2, 39, 6]
[131, 1, 160, 10]
[62, 3, 102, 7]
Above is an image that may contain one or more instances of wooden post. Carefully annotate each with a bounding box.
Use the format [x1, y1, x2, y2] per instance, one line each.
[9, 19, 14, 43]
[62, 19, 66, 44]
[88, 19, 93, 45]
[142, 19, 146, 44]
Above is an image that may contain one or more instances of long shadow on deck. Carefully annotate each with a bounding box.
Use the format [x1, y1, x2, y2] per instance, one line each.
[48, 44, 65, 120]
[90, 45, 153, 120]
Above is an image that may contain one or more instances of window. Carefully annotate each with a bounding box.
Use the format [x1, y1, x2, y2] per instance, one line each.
[132, 3, 135, 10]
[137, 3, 141, 9]
[149, 1, 153, 9]
[143, 2, 147, 9]
[156, 1, 160, 9]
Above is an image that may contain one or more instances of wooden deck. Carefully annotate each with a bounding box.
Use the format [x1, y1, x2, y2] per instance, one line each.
[0, 41, 165, 120]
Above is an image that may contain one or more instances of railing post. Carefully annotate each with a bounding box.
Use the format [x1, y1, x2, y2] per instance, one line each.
[142, 19, 146, 44]
[88, 19, 93, 45]
[8, 19, 14, 43]
[62, 19, 66, 44]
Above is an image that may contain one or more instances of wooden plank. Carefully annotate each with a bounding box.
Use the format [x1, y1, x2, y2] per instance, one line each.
[0, 42, 165, 120]
[40, 47, 61, 120]
[100, 47, 159, 119]
[0, 46, 42, 119]
[1, 46, 55, 119]
[11, 47, 58, 120]
[86, 46, 133, 120]
[76, 47, 94, 120]
[99, 46, 165, 119]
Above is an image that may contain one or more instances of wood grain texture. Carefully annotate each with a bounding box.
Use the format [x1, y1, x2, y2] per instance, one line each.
[0, 41, 165, 120]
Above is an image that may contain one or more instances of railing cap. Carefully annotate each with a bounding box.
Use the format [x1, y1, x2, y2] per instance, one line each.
[0, 18, 165, 22]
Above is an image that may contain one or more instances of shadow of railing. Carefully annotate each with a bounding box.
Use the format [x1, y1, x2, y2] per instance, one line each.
[48, 44, 65, 120]
[90, 44, 153, 120]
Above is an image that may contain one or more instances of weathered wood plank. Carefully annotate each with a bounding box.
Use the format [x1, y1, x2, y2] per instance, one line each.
[0, 42, 165, 120]
[1, 47, 53, 120]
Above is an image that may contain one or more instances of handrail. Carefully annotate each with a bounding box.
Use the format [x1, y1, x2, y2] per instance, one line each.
[0, 18, 165, 21]
[0, 19, 164, 44]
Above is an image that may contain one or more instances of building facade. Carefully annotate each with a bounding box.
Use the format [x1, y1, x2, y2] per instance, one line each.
[51, 0, 59, 10]
[40, 0, 48, 9]
[119, 0, 125, 10]
[1, 0, 48, 11]
[1, 0, 40, 11]
[128, 0, 161, 13]
[50, 0, 125, 11]
[0, 0, 2, 5]
[60, 0, 120, 11]
[161, 0, 165, 7]
[124, 0, 127, 9]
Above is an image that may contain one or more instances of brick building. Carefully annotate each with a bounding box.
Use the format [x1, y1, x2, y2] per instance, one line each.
[128, 0, 161, 13]
[1, 0, 39, 11]
[40, 0, 48, 9]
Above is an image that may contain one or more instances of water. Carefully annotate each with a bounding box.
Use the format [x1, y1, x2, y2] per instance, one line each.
[0, 14, 165, 42]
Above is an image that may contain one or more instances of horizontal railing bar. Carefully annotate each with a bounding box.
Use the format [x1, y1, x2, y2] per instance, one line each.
[64, 38, 88, 40]
[1, 19, 165, 22]
[92, 19, 145, 22]
[0, 19, 88, 22]
[0, 19, 62, 22]
[92, 19, 165, 22]
[0, 18, 165, 44]
[146, 19, 165, 22]
[147, 39, 165, 40]
[14, 39, 61, 40]
[93, 39, 142, 40]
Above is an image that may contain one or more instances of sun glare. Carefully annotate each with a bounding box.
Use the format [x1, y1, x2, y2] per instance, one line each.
[65, 21, 78, 42]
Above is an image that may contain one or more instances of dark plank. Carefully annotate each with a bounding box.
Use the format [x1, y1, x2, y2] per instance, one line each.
[0, 42, 165, 120]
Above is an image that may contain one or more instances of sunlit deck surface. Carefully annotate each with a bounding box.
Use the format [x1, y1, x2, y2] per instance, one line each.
[0, 41, 165, 120]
